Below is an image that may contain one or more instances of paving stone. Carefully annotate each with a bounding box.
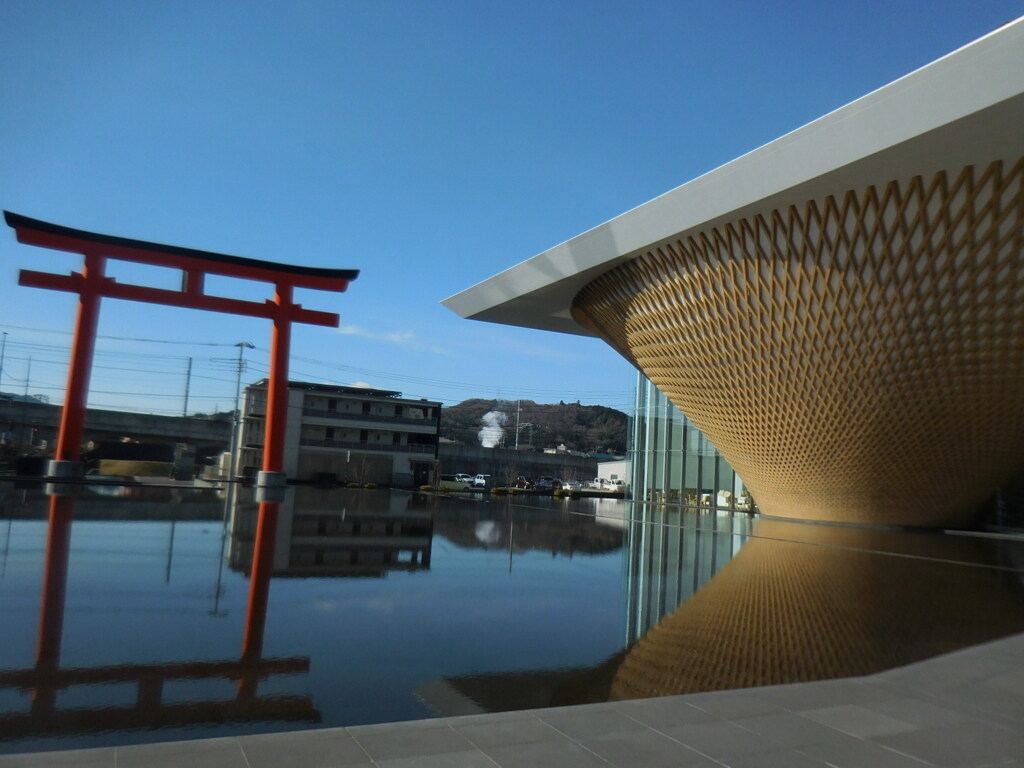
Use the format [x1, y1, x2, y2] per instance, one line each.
[350, 724, 475, 761]
[0, 748, 114, 768]
[730, 710, 850, 748]
[797, 704, 919, 738]
[757, 679, 891, 710]
[613, 697, 720, 729]
[872, 720, 1024, 767]
[240, 727, 371, 767]
[346, 717, 454, 735]
[454, 716, 563, 748]
[937, 685, 1024, 727]
[659, 720, 778, 761]
[438, 710, 538, 728]
[724, 747, 832, 768]
[481, 739, 612, 768]
[116, 738, 249, 768]
[539, 708, 650, 739]
[578, 729, 717, 767]
[681, 689, 784, 719]
[859, 696, 970, 728]
[375, 750, 496, 768]
[798, 733, 937, 768]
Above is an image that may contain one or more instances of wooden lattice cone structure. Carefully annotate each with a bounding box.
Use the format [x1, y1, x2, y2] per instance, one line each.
[444, 19, 1024, 527]
[572, 159, 1024, 526]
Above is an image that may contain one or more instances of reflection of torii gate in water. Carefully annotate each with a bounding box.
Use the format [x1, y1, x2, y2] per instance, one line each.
[3, 212, 357, 726]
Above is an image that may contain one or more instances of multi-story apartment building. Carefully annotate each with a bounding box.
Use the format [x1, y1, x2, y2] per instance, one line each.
[239, 380, 441, 488]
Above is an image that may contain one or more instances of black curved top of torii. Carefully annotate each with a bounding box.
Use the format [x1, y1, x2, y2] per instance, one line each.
[4, 211, 359, 288]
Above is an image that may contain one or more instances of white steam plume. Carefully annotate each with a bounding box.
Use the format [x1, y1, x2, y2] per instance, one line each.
[478, 411, 507, 448]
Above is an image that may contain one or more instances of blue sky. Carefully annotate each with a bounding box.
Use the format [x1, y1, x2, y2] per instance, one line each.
[1, 0, 1021, 417]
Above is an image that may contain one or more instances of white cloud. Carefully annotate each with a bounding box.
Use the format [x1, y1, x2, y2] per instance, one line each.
[335, 324, 449, 354]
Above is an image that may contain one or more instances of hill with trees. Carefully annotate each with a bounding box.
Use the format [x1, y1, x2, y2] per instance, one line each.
[440, 399, 628, 455]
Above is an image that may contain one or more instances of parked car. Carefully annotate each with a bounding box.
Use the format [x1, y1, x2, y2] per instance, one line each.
[473, 474, 492, 487]
[534, 476, 560, 489]
[513, 476, 532, 489]
[453, 473, 473, 484]
[437, 474, 473, 491]
[561, 480, 583, 492]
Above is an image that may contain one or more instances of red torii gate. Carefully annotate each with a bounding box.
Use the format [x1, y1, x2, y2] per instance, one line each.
[4, 211, 358, 663]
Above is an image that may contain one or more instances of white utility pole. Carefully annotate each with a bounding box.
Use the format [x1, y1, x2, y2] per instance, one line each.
[0, 332, 7, 394]
[182, 357, 193, 416]
[223, 342, 255, 528]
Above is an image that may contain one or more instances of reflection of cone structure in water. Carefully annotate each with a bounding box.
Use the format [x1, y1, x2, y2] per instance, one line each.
[610, 520, 1024, 700]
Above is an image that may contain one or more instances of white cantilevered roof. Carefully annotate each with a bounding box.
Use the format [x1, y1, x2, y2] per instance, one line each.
[442, 17, 1024, 337]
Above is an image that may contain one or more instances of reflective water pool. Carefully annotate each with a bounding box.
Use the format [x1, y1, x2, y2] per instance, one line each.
[0, 481, 1021, 755]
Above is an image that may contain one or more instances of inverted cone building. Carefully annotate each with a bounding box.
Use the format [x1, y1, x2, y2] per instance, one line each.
[444, 20, 1024, 527]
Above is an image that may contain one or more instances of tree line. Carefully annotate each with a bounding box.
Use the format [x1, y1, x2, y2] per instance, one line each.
[440, 398, 628, 455]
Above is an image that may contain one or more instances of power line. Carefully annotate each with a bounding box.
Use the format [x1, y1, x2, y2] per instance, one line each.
[282, 352, 631, 398]
[0, 332, 636, 412]
[0, 323, 244, 347]
[0, 326, 633, 400]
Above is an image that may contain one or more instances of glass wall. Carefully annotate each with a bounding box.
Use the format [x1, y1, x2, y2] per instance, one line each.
[623, 502, 752, 643]
[630, 374, 754, 512]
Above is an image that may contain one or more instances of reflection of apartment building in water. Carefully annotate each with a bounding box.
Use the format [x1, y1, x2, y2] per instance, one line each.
[445, 21, 1024, 527]
[240, 380, 441, 488]
[229, 487, 433, 577]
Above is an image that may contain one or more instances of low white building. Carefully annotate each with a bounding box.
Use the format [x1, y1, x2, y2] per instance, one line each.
[597, 460, 630, 483]
[239, 380, 441, 488]
[596, 460, 631, 491]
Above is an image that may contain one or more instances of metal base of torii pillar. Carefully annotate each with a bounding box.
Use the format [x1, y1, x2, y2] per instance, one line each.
[4, 211, 358, 666]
